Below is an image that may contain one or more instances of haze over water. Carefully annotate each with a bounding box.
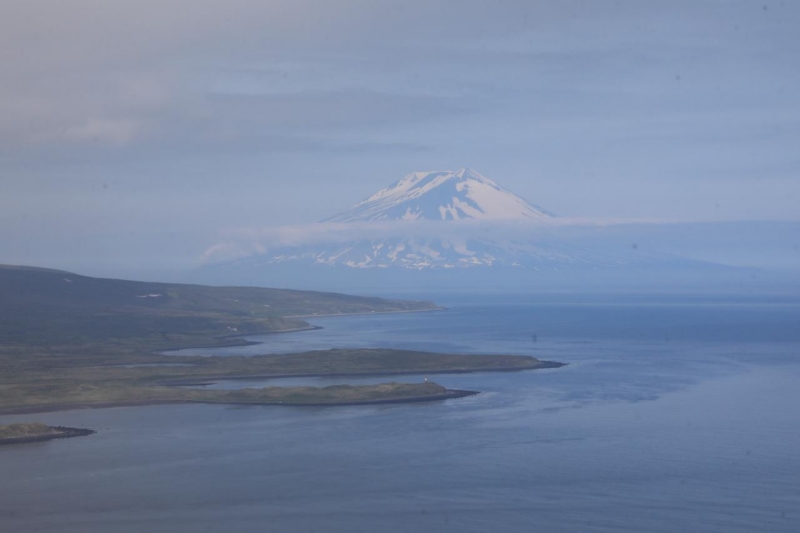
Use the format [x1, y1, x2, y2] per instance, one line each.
[2, 293, 799, 533]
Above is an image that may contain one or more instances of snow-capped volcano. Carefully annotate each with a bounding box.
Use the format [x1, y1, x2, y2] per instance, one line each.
[200, 167, 717, 286]
[324, 168, 553, 222]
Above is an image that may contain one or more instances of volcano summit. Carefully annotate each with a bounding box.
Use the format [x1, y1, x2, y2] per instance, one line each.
[325, 168, 553, 223]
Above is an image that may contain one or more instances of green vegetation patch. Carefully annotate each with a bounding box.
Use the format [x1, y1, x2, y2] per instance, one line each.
[0, 422, 95, 445]
[0, 265, 562, 414]
[0, 422, 60, 439]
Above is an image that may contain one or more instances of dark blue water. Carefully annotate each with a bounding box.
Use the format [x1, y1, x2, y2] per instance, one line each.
[2, 293, 799, 532]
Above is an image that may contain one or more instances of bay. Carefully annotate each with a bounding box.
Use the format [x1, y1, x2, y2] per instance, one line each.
[1, 293, 799, 532]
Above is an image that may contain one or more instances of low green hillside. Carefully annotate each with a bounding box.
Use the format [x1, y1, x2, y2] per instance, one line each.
[0, 264, 438, 350]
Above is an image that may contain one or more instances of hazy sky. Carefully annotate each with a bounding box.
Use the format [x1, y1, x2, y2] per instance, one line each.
[1, 0, 798, 276]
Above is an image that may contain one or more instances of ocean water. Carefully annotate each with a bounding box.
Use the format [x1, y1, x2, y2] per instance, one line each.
[1, 293, 799, 532]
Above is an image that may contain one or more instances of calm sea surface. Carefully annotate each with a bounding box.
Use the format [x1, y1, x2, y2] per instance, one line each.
[2, 293, 799, 532]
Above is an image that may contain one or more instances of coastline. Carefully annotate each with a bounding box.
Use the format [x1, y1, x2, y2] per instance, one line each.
[157, 360, 566, 386]
[0, 389, 479, 416]
[204, 388, 479, 407]
[0, 301, 566, 418]
[160, 306, 444, 355]
[0, 361, 565, 416]
[284, 306, 446, 319]
[0, 400, 193, 416]
[159, 324, 323, 354]
[0, 426, 95, 446]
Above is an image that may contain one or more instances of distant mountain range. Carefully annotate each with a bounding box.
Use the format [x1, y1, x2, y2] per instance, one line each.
[208, 168, 713, 275]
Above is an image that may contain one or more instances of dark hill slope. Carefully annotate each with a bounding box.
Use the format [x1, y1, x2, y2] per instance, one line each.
[0, 265, 437, 349]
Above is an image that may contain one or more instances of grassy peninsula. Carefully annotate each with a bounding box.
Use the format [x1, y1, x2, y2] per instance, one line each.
[0, 265, 562, 415]
[0, 423, 94, 445]
[0, 348, 555, 412]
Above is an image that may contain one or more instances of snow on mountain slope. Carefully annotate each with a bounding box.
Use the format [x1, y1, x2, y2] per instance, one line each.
[202, 167, 723, 280]
[224, 236, 703, 272]
[324, 168, 553, 222]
